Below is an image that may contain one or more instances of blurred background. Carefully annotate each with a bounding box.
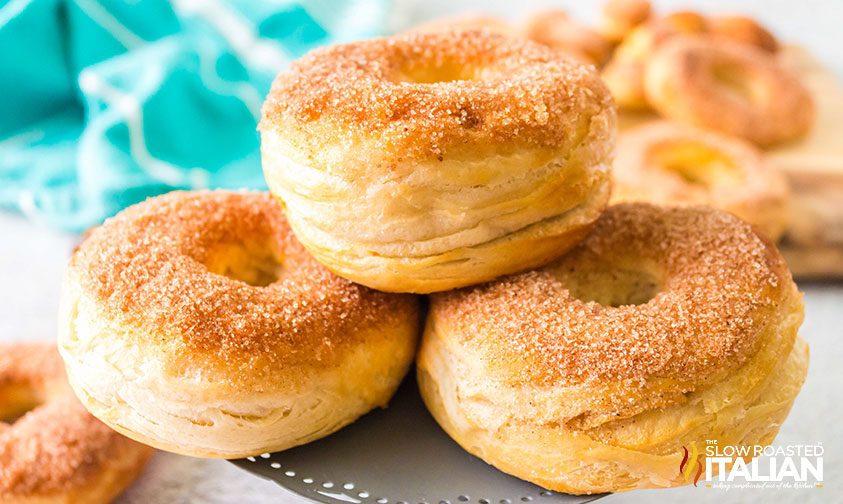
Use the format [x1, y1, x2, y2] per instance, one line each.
[1, 1, 840, 503]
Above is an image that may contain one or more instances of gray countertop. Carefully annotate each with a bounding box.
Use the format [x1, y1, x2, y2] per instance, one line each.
[1, 1, 841, 502]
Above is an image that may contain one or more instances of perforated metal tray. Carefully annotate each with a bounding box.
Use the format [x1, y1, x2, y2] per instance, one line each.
[232, 375, 604, 504]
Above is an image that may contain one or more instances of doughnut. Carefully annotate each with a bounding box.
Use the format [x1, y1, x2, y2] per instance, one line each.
[645, 36, 814, 146]
[612, 121, 790, 240]
[601, 11, 779, 112]
[601, 28, 653, 110]
[601, 26, 654, 110]
[261, 30, 616, 293]
[601, 14, 706, 110]
[1, 343, 152, 503]
[58, 191, 421, 458]
[418, 203, 808, 494]
[522, 10, 613, 66]
[598, 0, 651, 42]
[658, 10, 709, 35]
[709, 15, 779, 53]
[657, 12, 778, 53]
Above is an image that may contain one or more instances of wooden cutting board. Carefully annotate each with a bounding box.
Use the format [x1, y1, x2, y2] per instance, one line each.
[617, 46, 843, 279]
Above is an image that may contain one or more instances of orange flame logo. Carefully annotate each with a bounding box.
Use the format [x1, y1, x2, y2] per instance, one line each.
[679, 442, 704, 486]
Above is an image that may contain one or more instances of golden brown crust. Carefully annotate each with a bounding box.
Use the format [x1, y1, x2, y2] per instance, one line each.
[430, 203, 792, 388]
[600, 10, 707, 110]
[261, 29, 614, 164]
[611, 121, 791, 240]
[658, 11, 709, 35]
[601, 11, 781, 112]
[600, 19, 680, 110]
[0, 343, 67, 395]
[599, 0, 652, 41]
[69, 191, 418, 390]
[644, 36, 814, 146]
[0, 343, 152, 501]
[522, 10, 613, 66]
[709, 15, 779, 53]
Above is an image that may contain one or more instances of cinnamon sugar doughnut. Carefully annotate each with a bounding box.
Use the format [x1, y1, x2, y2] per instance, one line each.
[709, 15, 779, 53]
[261, 30, 616, 293]
[58, 191, 421, 458]
[522, 10, 613, 66]
[599, 0, 651, 42]
[602, 10, 711, 111]
[645, 37, 814, 146]
[0, 343, 152, 503]
[601, 11, 780, 111]
[600, 17, 693, 111]
[418, 203, 808, 494]
[658, 10, 709, 35]
[612, 121, 790, 239]
[601, 26, 654, 110]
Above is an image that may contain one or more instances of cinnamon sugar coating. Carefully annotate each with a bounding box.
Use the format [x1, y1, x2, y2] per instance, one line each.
[68, 191, 419, 390]
[0, 398, 142, 496]
[430, 203, 793, 387]
[0, 343, 67, 393]
[261, 29, 615, 164]
[0, 343, 151, 498]
[644, 37, 813, 146]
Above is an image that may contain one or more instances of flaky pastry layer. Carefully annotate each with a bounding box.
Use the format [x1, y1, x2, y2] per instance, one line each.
[59, 192, 421, 458]
[261, 30, 616, 293]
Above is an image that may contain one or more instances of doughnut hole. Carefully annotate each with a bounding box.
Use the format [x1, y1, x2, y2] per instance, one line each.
[0, 384, 43, 424]
[649, 140, 743, 187]
[396, 59, 483, 84]
[202, 241, 284, 287]
[710, 62, 766, 104]
[549, 253, 663, 307]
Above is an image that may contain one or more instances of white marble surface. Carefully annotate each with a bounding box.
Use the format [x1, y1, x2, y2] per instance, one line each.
[1, 1, 841, 503]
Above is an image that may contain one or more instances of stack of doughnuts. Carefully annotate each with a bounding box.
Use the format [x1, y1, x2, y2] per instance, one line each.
[599, 0, 814, 148]
[52, 25, 808, 497]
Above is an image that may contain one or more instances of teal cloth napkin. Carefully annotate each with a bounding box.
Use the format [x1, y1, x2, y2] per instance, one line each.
[0, 0, 389, 231]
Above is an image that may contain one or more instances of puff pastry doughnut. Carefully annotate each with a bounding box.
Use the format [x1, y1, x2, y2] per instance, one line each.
[0, 343, 152, 503]
[645, 37, 814, 146]
[522, 10, 613, 66]
[418, 203, 808, 494]
[601, 14, 706, 110]
[708, 15, 779, 53]
[59, 191, 420, 458]
[612, 121, 790, 240]
[261, 30, 616, 293]
[599, 0, 652, 43]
